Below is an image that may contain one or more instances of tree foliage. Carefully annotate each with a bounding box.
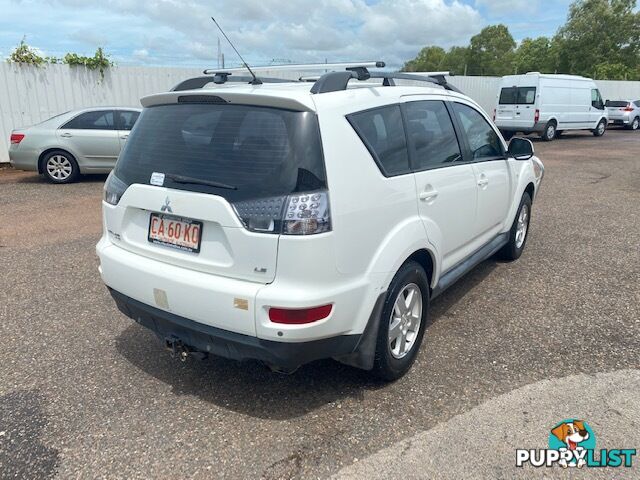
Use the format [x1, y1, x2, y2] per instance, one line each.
[402, 0, 640, 80]
[7, 40, 113, 78]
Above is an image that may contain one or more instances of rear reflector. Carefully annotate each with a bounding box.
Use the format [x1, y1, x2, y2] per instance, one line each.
[534, 109, 540, 123]
[269, 304, 333, 324]
[10, 133, 24, 144]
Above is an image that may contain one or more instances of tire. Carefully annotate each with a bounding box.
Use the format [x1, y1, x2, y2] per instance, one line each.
[42, 150, 80, 184]
[629, 117, 639, 131]
[498, 193, 532, 261]
[592, 119, 606, 137]
[372, 261, 429, 381]
[540, 122, 556, 141]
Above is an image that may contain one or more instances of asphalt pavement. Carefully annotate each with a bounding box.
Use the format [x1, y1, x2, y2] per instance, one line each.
[0, 128, 638, 479]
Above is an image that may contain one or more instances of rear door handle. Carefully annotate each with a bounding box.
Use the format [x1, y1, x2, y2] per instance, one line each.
[419, 189, 439, 202]
[477, 176, 489, 188]
[60, 132, 72, 138]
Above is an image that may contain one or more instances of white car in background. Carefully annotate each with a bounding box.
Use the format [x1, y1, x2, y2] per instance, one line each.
[606, 99, 640, 130]
[9, 107, 141, 183]
[495, 72, 608, 141]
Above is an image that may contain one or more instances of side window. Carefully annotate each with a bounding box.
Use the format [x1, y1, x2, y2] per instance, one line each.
[117, 110, 140, 130]
[348, 105, 410, 176]
[62, 110, 115, 130]
[634, 100, 640, 108]
[517, 87, 536, 105]
[452, 103, 504, 161]
[405, 101, 462, 170]
[591, 89, 604, 110]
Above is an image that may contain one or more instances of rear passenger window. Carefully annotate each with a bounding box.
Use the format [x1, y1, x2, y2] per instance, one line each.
[499, 87, 517, 105]
[405, 101, 462, 170]
[348, 105, 410, 176]
[452, 103, 504, 161]
[62, 110, 115, 130]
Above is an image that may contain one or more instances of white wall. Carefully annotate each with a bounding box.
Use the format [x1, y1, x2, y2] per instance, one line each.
[2, 64, 640, 163]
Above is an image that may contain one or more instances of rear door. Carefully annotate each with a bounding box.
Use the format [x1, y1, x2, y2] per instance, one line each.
[403, 98, 478, 272]
[496, 86, 536, 129]
[514, 86, 537, 127]
[450, 101, 510, 242]
[108, 102, 327, 284]
[115, 109, 140, 151]
[57, 110, 120, 169]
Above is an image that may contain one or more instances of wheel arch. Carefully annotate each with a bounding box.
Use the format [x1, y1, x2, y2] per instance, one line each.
[38, 148, 76, 174]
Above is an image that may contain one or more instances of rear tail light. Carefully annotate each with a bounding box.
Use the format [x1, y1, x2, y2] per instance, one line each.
[104, 172, 128, 205]
[232, 190, 331, 235]
[623, 106, 634, 112]
[269, 304, 333, 324]
[492, 109, 496, 121]
[534, 109, 540, 123]
[10, 133, 24, 144]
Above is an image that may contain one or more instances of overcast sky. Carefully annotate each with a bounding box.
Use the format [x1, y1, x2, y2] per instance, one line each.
[0, 0, 573, 69]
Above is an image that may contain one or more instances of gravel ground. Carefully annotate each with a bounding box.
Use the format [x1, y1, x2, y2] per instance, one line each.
[0, 129, 638, 479]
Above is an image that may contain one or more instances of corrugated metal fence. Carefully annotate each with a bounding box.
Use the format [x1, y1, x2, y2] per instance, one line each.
[2, 63, 640, 163]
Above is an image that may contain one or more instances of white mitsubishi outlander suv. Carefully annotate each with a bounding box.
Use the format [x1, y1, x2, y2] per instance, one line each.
[97, 64, 544, 380]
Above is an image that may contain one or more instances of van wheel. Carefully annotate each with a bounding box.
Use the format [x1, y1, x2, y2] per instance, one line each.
[540, 122, 556, 141]
[593, 119, 606, 137]
[499, 193, 532, 261]
[629, 117, 639, 131]
[372, 261, 429, 381]
[42, 150, 80, 184]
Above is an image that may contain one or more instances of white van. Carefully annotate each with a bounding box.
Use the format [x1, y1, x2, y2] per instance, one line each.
[495, 73, 608, 141]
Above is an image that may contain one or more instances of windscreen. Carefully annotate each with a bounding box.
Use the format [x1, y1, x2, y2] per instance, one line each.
[605, 100, 629, 108]
[113, 103, 326, 202]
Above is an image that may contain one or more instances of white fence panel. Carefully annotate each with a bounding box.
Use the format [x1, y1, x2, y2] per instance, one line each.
[2, 65, 640, 164]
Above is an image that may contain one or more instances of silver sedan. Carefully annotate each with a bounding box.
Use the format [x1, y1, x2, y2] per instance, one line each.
[9, 107, 141, 183]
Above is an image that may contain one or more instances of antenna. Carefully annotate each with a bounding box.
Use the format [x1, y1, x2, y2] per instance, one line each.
[211, 17, 261, 85]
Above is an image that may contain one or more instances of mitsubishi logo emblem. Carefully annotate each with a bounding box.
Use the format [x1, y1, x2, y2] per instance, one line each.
[161, 196, 172, 213]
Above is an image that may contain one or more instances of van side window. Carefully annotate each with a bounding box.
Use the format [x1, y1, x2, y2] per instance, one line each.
[348, 105, 410, 177]
[405, 101, 462, 170]
[452, 103, 504, 161]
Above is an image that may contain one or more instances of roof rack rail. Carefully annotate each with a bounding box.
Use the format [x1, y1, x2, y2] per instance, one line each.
[202, 61, 385, 75]
[310, 70, 462, 94]
[171, 73, 295, 91]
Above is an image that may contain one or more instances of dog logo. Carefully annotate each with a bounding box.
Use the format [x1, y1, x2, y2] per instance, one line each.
[517, 419, 636, 468]
[160, 196, 172, 213]
[550, 419, 592, 468]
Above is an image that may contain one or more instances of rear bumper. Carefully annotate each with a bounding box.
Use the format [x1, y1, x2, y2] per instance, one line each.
[497, 122, 545, 134]
[109, 288, 361, 369]
[8, 147, 39, 171]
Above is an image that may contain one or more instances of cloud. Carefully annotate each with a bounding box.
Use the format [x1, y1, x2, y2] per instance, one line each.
[28, 0, 484, 67]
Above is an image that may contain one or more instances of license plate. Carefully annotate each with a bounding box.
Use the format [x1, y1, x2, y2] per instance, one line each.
[148, 213, 203, 253]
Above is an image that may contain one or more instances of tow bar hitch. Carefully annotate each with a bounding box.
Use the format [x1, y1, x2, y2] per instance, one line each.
[164, 337, 207, 362]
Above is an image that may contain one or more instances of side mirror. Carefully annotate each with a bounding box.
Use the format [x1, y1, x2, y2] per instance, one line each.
[508, 137, 534, 161]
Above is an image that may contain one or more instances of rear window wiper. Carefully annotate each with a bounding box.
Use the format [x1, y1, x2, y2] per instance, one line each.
[165, 173, 237, 190]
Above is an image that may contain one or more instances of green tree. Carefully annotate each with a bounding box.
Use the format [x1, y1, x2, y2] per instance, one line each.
[467, 24, 516, 76]
[402, 46, 447, 72]
[440, 46, 470, 75]
[513, 37, 557, 74]
[554, 0, 640, 79]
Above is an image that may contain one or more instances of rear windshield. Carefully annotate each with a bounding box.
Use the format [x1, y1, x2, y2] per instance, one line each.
[114, 103, 326, 202]
[605, 100, 629, 107]
[499, 87, 536, 105]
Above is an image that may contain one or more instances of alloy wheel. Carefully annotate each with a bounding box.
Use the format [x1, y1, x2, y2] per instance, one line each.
[388, 283, 423, 359]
